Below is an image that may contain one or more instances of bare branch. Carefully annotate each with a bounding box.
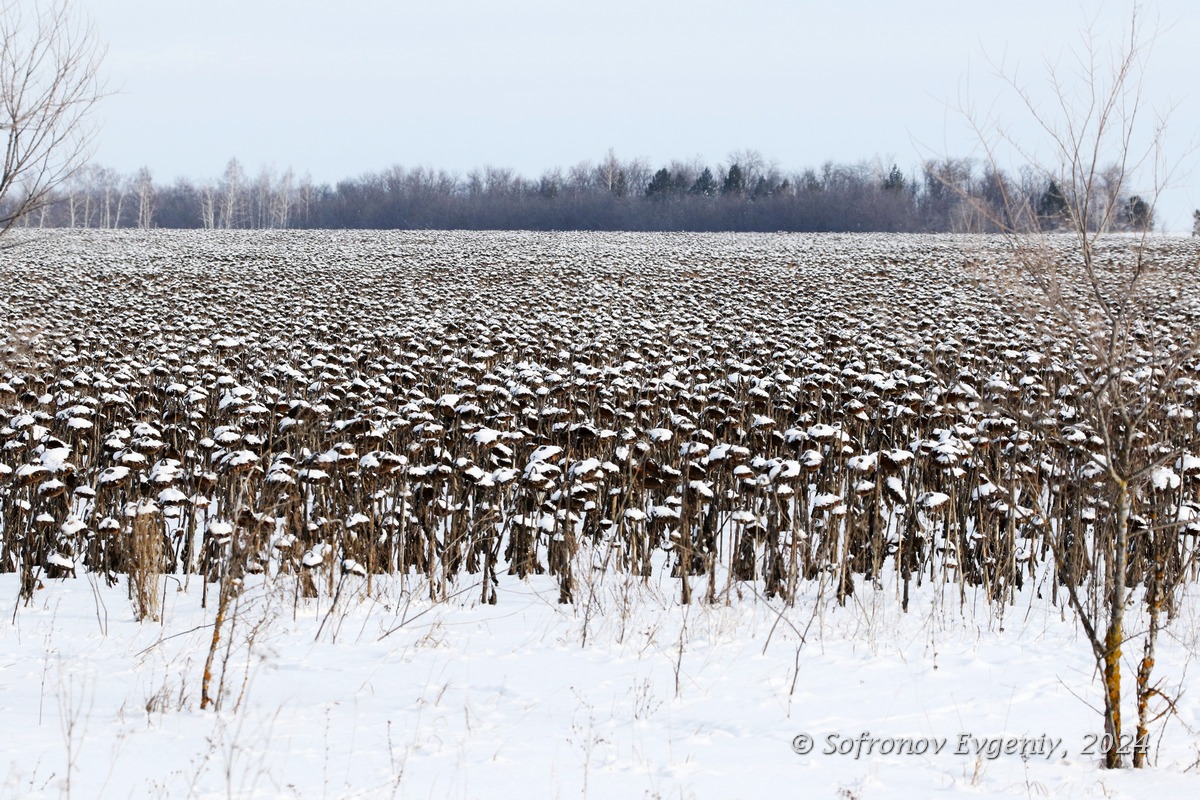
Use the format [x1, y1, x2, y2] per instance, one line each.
[0, 0, 106, 240]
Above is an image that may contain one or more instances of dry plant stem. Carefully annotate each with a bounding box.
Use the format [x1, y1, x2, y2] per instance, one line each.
[200, 574, 233, 711]
[673, 606, 688, 699]
[128, 509, 162, 622]
[55, 666, 92, 800]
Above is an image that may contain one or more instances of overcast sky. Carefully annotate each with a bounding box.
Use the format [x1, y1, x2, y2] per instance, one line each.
[85, 0, 1199, 231]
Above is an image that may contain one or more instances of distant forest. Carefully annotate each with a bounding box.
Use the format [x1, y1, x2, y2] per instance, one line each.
[14, 150, 1155, 233]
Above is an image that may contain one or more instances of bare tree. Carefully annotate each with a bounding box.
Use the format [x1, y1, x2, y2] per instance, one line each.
[271, 166, 294, 228]
[0, 0, 105, 238]
[198, 183, 215, 229]
[294, 172, 315, 227]
[133, 166, 153, 229]
[596, 148, 629, 197]
[961, 10, 1195, 769]
[217, 157, 245, 229]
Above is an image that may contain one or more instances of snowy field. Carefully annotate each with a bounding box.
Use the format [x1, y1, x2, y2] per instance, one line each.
[2, 230, 1200, 798]
[3, 573, 1200, 799]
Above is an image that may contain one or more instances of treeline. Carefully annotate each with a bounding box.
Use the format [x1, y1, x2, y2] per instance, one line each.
[14, 151, 1155, 233]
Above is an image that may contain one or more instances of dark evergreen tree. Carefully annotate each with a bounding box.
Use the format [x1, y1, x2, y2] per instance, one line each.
[646, 168, 675, 199]
[882, 164, 905, 192]
[721, 164, 745, 196]
[1122, 195, 1152, 231]
[688, 167, 716, 196]
[1037, 180, 1069, 229]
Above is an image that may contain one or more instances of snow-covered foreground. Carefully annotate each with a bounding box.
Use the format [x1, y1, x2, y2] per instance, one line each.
[3, 574, 1199, 799]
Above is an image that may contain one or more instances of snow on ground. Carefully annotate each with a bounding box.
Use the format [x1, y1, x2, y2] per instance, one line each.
[2, 573, 1199, 799]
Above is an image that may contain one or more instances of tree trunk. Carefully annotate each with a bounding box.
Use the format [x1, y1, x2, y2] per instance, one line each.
[1134, 560, 1161, 767]
[1103, 481, 1130, 768]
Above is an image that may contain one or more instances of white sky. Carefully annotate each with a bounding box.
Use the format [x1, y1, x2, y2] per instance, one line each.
[84, 0, 1199, 231]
